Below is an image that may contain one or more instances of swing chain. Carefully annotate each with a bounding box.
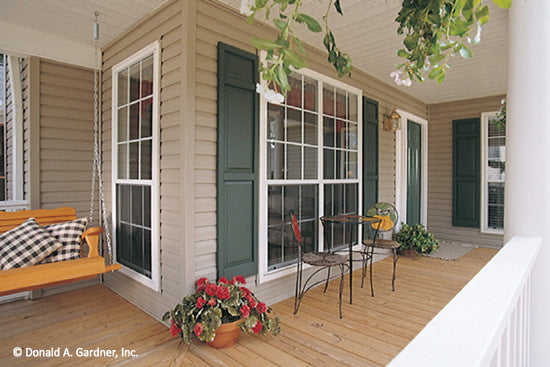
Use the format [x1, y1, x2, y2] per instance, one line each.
[89, 68, 113, 264]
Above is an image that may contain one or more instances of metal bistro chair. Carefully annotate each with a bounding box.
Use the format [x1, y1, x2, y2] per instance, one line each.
[361, 202, 400, 296]
[290, 211, 349, 318]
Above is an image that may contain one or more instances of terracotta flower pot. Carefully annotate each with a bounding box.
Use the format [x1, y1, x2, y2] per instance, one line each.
[399, 249, 419, 258]
[206, 319, 241, 348]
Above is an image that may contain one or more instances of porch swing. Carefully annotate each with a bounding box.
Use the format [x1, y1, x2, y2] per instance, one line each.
[0, 13, 120, 297]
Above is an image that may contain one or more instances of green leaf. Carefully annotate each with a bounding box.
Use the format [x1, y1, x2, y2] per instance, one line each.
[436, 71, 446, 84]
[492, 0, 512, 9]
[294, 37, 306, 55]
[251, 37, 282, 50]
[459, 44, 473, 58]
[273, 19, 287, 31]
[428, 67, 443, 80]
[275, 65, 291, 91]
[284, 49, 307, 69]
[296, 13, 322, 32]
[334, 0, 343, 15]
[397, 48, 409, 58]
[429, 54, 445, 65]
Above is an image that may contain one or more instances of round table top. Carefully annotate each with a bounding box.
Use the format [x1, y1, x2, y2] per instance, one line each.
[320, 214, 382, 225]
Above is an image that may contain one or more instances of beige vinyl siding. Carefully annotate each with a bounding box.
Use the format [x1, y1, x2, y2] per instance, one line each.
[38, 60, 96, 218]
[428, 95, 505, 248]
[196, 0, 427, 304]
[101, 0, 185, 318]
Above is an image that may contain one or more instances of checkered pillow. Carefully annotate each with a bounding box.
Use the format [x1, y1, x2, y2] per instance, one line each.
[41, 218, 88, 263]
[0, 217, 63, 270]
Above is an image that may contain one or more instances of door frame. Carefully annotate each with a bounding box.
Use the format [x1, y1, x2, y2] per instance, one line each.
[395, 110, 428, 228]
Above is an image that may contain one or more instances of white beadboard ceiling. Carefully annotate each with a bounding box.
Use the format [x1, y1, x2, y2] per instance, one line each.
[0, 0, 507, 104]
[221, 0, 508, 104]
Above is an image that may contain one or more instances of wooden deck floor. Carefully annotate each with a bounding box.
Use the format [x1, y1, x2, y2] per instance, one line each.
[0, 248, 497, 366]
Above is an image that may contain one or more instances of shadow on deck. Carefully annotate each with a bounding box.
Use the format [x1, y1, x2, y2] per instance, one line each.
[0, 247, 497, 366]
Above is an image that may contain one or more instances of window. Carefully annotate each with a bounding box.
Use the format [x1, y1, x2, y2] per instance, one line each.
[481, 112, 505, 233]
[0, 55, 6, 200]
[260, 67, 362, 279]
[112, 42, 159, 290]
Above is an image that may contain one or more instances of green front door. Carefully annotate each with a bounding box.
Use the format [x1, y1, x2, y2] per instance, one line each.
[407, 120, 422, 224]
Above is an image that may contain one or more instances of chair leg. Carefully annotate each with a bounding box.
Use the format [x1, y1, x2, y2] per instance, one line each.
[361, 249, 367, 288]
[369, 245, 375, 297]
[338, 265, 344, 319]
[324, 267, 331, 293]
[392, 249, 398, 292]
[294, 262, 302, 315]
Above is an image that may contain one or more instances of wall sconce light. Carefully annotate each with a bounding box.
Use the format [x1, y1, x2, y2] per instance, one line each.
[383, 108, 401, 131]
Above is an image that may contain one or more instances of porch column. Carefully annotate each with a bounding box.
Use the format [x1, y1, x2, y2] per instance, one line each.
[505, 1, 550, 365]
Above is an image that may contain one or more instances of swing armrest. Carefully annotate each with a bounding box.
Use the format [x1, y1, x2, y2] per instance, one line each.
[81, 227, 104, 258]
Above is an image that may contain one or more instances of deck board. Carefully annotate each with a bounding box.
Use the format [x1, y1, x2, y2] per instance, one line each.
[0, 247, 496, 366]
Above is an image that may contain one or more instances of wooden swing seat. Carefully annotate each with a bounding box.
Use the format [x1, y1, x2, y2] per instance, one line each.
[0, 207, 120, 296]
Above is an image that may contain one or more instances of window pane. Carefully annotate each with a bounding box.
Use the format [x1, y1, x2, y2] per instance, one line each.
[336, 119, 346, 149]
[141, 55, 153, 99]
[117, 68, 128, 107]
[287, 73, 302, 109]
[129, 103, 139, 140]
[117, 107, 128, 142]
[304, 147, 317, 179]
[287, 144, 302, 179]
[345, 184, 358, 214]
[141, 98, 153, 138]
[348, 94, 358, 121]
[336, 88, 346, 119]
[118, 184, 131, 222]
[323, 117, 335, 147]
[283, 223, 298, 263]
[267, 142, 285, 180]
[268, 226, 283, 267]
[324, 148, 335, 179]
[347, 152, 357, 179]
[141, 140, 152, 180]
[304, 76, 317, 112]
[131, 185, 143, 226]
[347, 122, 358, 150]
[268, 185, 283, 226]
[267, 103, 284, 141]
[143, 229, 152, 273]
[129, 62, 140, 102]
[131, 225, 143, 268]
[129, 142, 139, 179]
[286, 108, 301, 144]
[304, 112, 317, 146]
[323, 85, 335, 116]
[336, 150, 345, 179]
[117, 143, 128, 179]
[143, 186, 151, 228]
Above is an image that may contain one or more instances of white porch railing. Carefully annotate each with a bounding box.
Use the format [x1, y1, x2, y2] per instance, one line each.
[388, 236, 542, 367]
[0, 200, 29, 212]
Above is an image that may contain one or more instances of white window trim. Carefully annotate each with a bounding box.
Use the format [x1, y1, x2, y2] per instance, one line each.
[111, 41, 161, 291]
[7, 55, 24, 201]
[258, 56, 363, 284]
[395, 110, 428, 230]
[480, 111, 504, 235]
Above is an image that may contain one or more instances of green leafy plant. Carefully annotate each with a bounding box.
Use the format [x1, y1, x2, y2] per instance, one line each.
[496, 98, 506, 129]
[394, 223, 439, 255]
[240, 0, 513, 96]
[394, 0, 512, 85]
[162, 276, 281, 344]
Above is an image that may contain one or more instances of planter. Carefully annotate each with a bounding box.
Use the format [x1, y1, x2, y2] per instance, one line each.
[206, 320, 241, 348]
[399, 249, 419, 258]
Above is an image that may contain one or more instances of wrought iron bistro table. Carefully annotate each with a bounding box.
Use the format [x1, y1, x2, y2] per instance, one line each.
[320, 215, 382, 304]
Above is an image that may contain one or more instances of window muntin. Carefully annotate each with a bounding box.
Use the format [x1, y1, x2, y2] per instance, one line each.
[481, 112, 505, 233]
[112, 43, 159, 289]
[264, 69, 361, 272]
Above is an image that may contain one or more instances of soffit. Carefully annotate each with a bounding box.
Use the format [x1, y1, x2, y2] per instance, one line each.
[220, 0, 508, 104]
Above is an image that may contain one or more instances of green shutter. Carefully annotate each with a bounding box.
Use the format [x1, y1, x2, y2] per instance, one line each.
[407, 120, 422, 224]
[363, 97, 379, 214]
[452, 118, 480, 228]
[217, 43, 259, 279]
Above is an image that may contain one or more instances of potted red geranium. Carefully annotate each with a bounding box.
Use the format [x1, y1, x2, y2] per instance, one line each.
[162, 276, 280, 348]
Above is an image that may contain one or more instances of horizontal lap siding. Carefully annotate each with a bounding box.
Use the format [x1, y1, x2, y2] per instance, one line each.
[38, 60, 96, 218]
[101, 0, 183, 317]
[196, 0, 427, 302]
[428, 95, 504, 248]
